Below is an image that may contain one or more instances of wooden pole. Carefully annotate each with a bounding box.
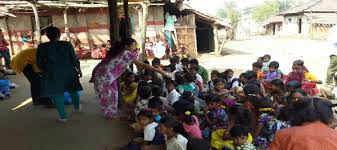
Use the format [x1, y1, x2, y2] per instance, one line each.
[84, 12, 92, 51]
[140, 1, 149, 55]
[123, 0, 131, 38]
[107, 0, 123, 107]
[108, 0, 120, 42]
[5, 17, 14, 55]
[63, 8, 71, 41]
[27, 1, 41, 44]
[212, 24, 219, 56]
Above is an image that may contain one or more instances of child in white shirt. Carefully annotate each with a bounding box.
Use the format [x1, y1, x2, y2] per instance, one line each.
[166, 79, 181, 105]
[159, 116, 188, 150]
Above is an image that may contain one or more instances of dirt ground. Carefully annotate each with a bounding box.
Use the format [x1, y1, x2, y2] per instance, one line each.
[0, 60, 132, 150]
[0, 36, 334, 150]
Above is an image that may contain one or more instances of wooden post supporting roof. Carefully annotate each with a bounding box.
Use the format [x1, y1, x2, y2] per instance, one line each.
[108, 0, 120, 43]
[28, 1, 41, 44]
[212, 24, 219, 56]
[5, 17, 14, 55]
[140, 1, 149, 54]
[0, 1, 41, 44]
[63, 8, 71, 41]
[123, 0, 131, 38]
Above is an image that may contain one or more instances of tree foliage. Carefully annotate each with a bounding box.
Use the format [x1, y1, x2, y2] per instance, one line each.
[252, 0, 279, 22]
[252, 0, 304, 22]
[216, 0, 241, 25]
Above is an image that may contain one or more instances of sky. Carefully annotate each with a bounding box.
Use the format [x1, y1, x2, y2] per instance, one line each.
[189, 0, 266, 15]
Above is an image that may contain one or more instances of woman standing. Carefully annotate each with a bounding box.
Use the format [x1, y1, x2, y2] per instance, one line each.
[11, 42, 53, 106]
[37, 27, 83, 122]
[90, 38, 169, 119]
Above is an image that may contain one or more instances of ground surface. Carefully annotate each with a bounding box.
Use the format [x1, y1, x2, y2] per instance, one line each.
[0, 36, 334, 150]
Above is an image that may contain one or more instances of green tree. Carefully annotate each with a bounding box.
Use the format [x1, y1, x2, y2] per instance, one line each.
[216, 0, 241, 25]
[216, 0, 241, 39]
[252, 0, 305, 22]
[252, 0, 279, 22]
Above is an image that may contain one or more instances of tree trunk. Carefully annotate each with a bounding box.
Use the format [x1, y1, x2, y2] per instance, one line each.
[108, 0, 119, 42]
[63, 8, 71, 41]
[140, 1, 149, 55]
[123, 0, 131, 38]
[5, 17, 14, 55]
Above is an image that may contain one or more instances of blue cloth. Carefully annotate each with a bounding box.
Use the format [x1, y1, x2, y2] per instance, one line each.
[64, 91, 82, 104]
[0, 80, 10, 94]
[150, 126, 166, 145]
[164, 30, 174, 49]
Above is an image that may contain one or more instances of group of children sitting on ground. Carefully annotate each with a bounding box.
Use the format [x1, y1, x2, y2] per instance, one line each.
[145, 36, 189, 60]
[119, 54, 336, 150]
[75, 42, 109, 59]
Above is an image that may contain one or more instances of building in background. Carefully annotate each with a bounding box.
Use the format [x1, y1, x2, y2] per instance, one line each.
[277, 0, 337, 40]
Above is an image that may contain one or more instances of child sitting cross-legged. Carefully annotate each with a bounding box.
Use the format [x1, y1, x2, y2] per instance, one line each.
[175, 72, 197, 96]
[121, 72, 138, 107]
[265, 61, 282, 81]
[211, 105, 255, 150]
[253, 98, 290, 149]
[230, 125, 256, 150]
[252, 62, 264, 80]
[202, 94, 229, 139]
[173, 99, 202, 139]
[124, 109, 166, 150]
[208, 70, 220, 90]
[134, 85, 152, 115]
[159, 115, 189, 150]
[166, 79, 181, 106]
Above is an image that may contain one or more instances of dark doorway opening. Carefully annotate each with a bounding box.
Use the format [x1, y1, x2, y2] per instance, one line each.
[272, 23, 276, 35]
[298, 18, 302, 34]
[196, 20, 214, 53]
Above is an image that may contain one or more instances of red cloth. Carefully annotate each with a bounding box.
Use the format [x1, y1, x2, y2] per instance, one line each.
[284, 68, 305, 84]
[269, 121, 337, 150]
[302, 81, 319, 96]
[0, 39, 9, 51]
[101, 48, 107, 58]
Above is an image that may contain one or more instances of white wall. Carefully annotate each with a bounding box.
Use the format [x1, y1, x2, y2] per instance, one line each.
[281, 15, 310, 36]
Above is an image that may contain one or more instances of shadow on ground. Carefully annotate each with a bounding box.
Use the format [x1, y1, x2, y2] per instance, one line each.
[0, 73, 132, 150]
[220, 47, 251, 56]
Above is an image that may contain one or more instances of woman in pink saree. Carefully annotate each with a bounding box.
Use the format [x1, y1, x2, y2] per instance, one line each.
[90, 38, 169, 119]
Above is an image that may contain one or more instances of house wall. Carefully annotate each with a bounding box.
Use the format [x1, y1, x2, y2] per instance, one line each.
[282, 15, 310, 36]
[0, 6, 165, 55]
[265, 23, 282, 35]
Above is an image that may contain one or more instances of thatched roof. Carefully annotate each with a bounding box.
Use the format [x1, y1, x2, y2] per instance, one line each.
[263, 15, 283, 27]
[179, 4, 231, 28]
[279, 0, 337, 15]
[305, 13, 337, 24]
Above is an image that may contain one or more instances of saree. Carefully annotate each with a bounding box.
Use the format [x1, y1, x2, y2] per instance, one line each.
[90, 50, 138, 119]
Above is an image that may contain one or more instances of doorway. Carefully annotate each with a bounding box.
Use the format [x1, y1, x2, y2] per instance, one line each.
[196, 20, 214, 53]
[272, 23, 276, 35]
[298, 18, 302, 34]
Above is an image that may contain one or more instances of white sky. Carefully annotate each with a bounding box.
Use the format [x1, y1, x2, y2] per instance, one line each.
[189, 0, 266, 15]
